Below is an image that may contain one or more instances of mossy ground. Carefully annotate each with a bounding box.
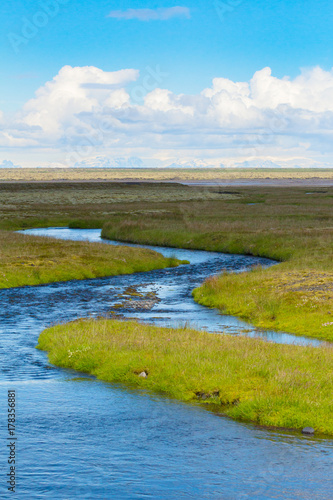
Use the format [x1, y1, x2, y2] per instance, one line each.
[37, 318, 333, 435]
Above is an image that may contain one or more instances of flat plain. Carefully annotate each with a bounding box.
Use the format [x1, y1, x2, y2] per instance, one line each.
[0, 167, 333, 184]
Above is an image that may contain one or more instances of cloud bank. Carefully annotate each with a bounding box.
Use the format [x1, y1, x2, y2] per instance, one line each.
[2, 65, 333, 167]
[107, 7, 191, 21]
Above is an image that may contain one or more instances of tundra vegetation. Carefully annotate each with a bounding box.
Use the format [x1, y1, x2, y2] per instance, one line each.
[100, 184, 333, 342]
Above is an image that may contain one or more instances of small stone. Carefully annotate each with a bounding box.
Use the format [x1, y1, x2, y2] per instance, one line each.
[138, 371, 148, 378]
[302, 427, 315, 435]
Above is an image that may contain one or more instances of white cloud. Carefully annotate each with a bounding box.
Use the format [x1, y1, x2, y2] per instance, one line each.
[2, 65, 333, 167]
[21, 65, 137, 138]
[107, 7, 191, 21]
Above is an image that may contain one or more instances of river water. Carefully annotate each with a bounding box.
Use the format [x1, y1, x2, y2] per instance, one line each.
[0, 227, 332, 499]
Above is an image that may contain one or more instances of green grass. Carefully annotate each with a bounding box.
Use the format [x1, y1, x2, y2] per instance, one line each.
[0, 181, 231, 230]
[37, 318, 333, 435]
[100, 186, 333, 342]
[0, 231, 183, 289]
[0, 181, 332, 340]
[193, 268, 333, 341]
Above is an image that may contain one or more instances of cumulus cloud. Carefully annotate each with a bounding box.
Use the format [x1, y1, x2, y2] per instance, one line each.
[107, 7, 191, 21]
[3, 65, 333, 167]
[20, 65, 137, 138]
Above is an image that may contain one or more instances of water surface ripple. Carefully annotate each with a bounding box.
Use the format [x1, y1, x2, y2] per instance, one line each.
[0, 227, 331, 499]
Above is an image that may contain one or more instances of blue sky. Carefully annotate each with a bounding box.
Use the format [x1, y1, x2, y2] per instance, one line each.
[2, 0, 333, 111]
[1, 0, 333, 167]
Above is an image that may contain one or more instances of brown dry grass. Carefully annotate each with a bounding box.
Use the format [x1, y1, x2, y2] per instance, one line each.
[0, 167, 333, 182]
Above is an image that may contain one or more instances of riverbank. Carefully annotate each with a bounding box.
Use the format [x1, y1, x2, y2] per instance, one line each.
[101, 186, 333, 342]
[0, 231, 183, 289]
[37, 318, 333, 435]
[193, 266, 333, 342]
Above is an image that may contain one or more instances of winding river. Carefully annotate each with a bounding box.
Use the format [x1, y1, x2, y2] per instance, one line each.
[0, 228, 332, 499]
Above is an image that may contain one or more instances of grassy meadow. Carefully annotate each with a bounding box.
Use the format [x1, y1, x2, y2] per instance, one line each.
[0, 181, 230, 230]
[0, 231, 182, 289]
[0, 179, 332, 339]
[37, 318, 333, 435]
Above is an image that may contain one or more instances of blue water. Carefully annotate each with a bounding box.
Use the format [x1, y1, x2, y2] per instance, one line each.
[0, 227, 331, 499]
[20, 227, 323, 347]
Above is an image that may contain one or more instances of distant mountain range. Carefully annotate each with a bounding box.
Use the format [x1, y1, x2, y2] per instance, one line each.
[72, 157, 222, 169]
[73, 156, 145, 168]
[0, 156, 327, 169]
[0, 160, 21, 168]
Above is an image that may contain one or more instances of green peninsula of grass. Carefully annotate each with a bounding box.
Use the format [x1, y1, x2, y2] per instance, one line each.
[37, 318, 333, 435]
[0, 231, 182, 289]
[193, 267, 333, 342]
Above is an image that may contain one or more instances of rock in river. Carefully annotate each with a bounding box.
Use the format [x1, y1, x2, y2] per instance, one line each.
[302, 427, 315, 435]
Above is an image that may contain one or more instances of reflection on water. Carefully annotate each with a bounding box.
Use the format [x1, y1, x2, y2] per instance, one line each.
[0, 227, 331, 499]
